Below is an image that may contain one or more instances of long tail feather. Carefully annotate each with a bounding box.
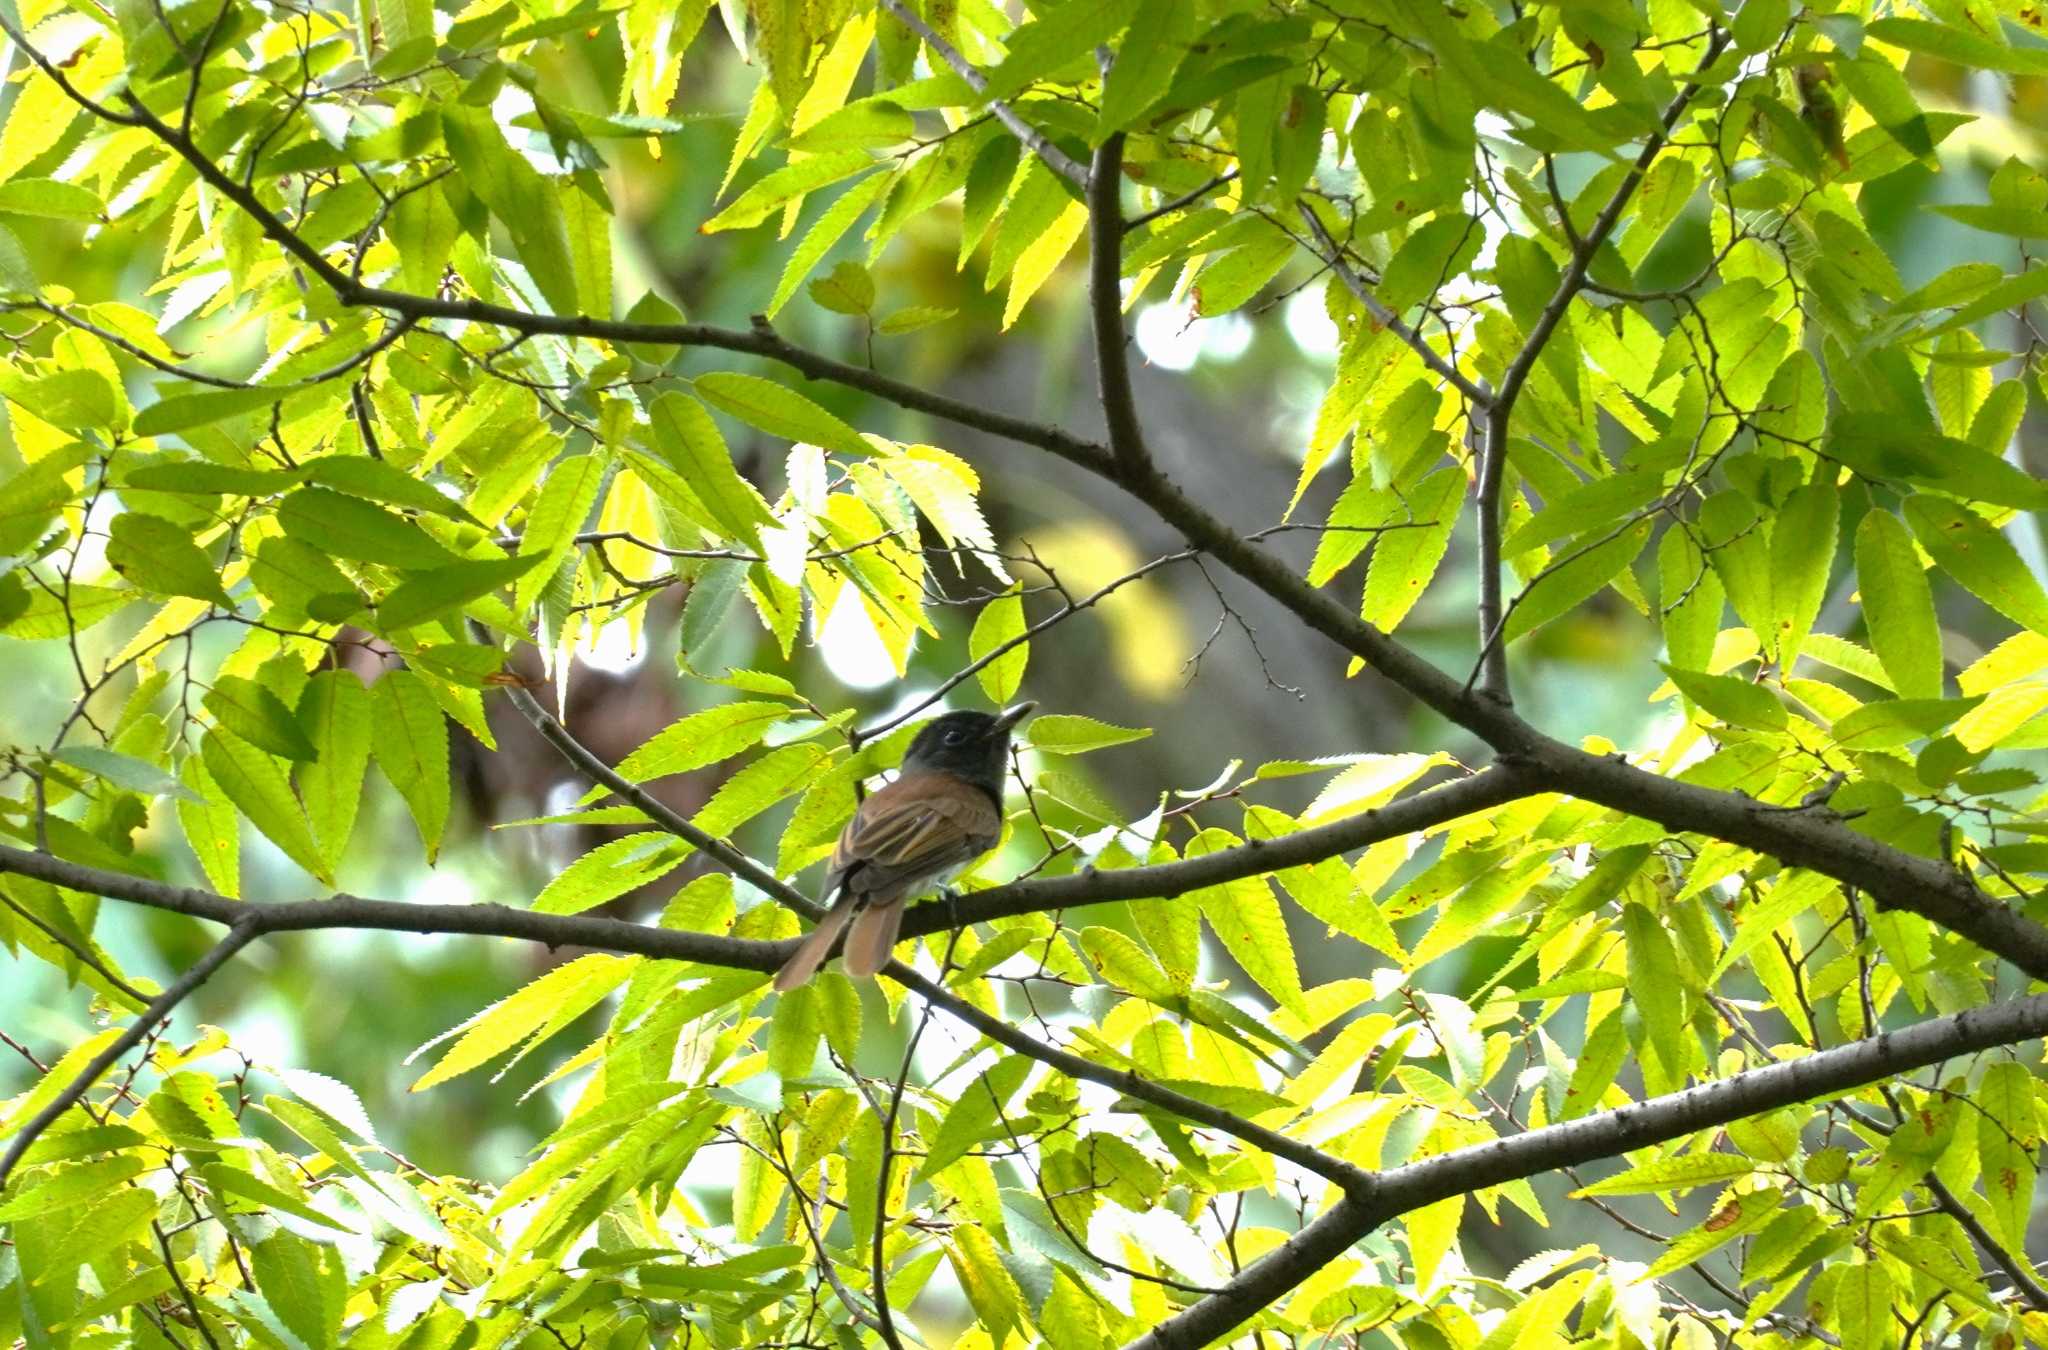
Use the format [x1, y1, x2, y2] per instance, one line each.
[773, 893, 857, 991]
[841, 896, 907, 977]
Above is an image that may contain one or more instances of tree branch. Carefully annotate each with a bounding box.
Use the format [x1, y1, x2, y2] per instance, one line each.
[0, 920, 258, 1190]
[875, 0, 1091, 191]
[1130, 991, 2048, 1349]
[1474, 28, 1730, 703]
[1088, 132, 1151, 479]
[1298, 203, 1494, 411]
[902, 763, 1534, 938]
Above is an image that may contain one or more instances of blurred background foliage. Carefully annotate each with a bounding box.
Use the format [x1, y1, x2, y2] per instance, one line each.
[0, 5, 2042, 1202]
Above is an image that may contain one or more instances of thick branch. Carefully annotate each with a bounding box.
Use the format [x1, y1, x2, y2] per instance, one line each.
[902, 763, 1533, 938]
[0, 842, 788, 969]
[876, 0, 1090, 191]
[1132, 992, 2048, 1349]
[0, 921, 258, 1189]
[1088, 133, 1150, 478]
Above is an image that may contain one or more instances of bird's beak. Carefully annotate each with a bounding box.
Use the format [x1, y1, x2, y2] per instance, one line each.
[991, 701, 1036, 733]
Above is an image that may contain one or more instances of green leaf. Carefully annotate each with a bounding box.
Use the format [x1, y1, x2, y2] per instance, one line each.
[533, 833, 689, 915]
[702, 152, 877, 233]
[784, 99, 916, 152]
[204, 676, 318, 762]
[1905, 495, 2048, 636]
[1866, 17, 2048, 76]
[969, 591, 1029, 704]
[1977, 1061, 2038, 1253]
[766, 174, 893, 317]
[1766, 479, 1837, 667]
[1641, 1187, 1784, 1280]
[375, 553, 546, 632]
[1378, 213, 1485, 314]
[649, 393, 777, 549]
[297, 671, 371, 877]
[1505, 519, 1652, 643]
[201, 729, 330, 883]
[806, 258, 875, 315]
[982, 0, 1139, 102]
[1623, 903, 1685, 1088]
[302, 456, 482, 525]
[516, 453, 606, 610]
[1573, 1154, 1755, 1197]
[692, 371, 870, 457]
[692, 743, 830, 838]
[1097, 0, 1193, 133]
[1024, 714, 1149, 753]
[1192, 224, 1296, 316]
[0, 177, 103, 221]
[250, 535, 359, 617]
[1189, 828, 1307, 1020]
[920, 1054, 1031, 1183]
[1364, 468, 1463, 632]
[367, 671, 450, 860]
[408, 953, 636, 1090]
[1855, 509, 1943, 699]
[439, 105, 578, 315]
[616, 701, 794, 782]
[1832, 1262, 1896, 1350]
[52, 746, 195, 801]
[277, 487, 457, 569]
[105, 512, 230, 604]
[1836, 50, 1933, 160]
[1660, 665, 1788, 731]
[1563, 1007, 1627, 1119]
[133, 382, 331, 436]
[177, 751, 239, 897]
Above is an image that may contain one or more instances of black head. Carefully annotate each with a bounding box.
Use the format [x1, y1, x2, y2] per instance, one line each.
[900, 703, 1034, 796]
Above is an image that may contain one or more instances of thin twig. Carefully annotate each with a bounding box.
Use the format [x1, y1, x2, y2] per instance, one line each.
[0, 921, 258, 1190]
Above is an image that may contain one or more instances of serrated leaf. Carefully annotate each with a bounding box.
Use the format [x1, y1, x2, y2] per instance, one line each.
[297, 671, 371, 876]
[616, 700, 793, 782]
[105, 511, 230, 604]
[277, 487, 456, 569]
[201, 729, 329, 883]
[368, 670, 450, 861]
[1660, 665, 1787, 730]
[1025, 714, 1149, 753]
[533, 833, 689, 915]
[1189, 828, 1307, 1019]
[1855, 509, 1943, 699]
[376, 553, 544, 632]
[693, 371, 870, 457]
[1906, 495, 2048, 635]
[408, 954, 636, 1090]
[1364, 467, 1463, 632]
[205, 676, 318, 762]
[969, 590, 1029, 703]
[517, 454, 606, 609]
[1768, 479, 1837, 667]
[649, 393, 776, 550]
[52, 746, 194, 800]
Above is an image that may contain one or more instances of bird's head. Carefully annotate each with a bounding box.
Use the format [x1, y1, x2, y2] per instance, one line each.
[900, 703, 1035, 795]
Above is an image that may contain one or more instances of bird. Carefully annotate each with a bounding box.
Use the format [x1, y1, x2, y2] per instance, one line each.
[772, 702, 1033, 990]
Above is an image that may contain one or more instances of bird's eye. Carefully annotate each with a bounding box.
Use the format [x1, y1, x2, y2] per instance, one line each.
[944, 728, 969, 746]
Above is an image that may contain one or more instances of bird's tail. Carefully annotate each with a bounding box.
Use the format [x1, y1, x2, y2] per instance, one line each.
[772, 891, 857, 992]
[841, 895, 906, 978]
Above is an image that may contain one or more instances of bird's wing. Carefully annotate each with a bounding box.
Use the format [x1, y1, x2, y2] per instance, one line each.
[830, 773, 1000, 897]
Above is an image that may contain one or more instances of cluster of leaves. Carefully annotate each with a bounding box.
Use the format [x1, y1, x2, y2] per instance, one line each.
[4, 0, 2048, 1347]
